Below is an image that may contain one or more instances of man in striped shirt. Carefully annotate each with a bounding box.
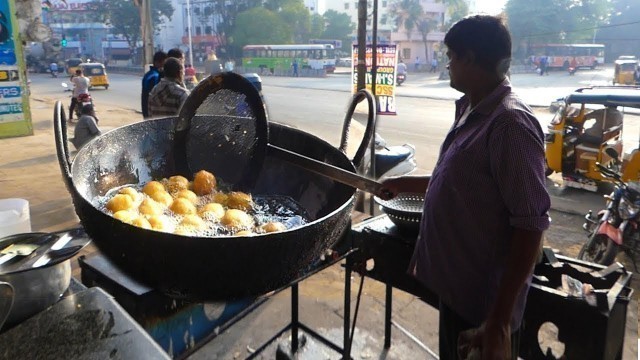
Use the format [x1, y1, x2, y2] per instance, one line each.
[148, 57, 190, 118]
[382, 15, 550, 360]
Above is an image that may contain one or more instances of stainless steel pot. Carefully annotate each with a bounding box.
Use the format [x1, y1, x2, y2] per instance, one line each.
[0, 230, 88, 330]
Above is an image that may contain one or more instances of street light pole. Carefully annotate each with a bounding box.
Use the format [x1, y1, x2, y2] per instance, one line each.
[186, 0, 194, 67]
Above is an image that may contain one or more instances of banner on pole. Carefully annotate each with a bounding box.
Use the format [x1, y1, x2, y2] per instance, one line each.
[352, 44, 398, 115]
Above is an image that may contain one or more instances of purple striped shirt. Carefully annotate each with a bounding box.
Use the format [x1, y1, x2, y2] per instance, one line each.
[409, 78, 550, 329]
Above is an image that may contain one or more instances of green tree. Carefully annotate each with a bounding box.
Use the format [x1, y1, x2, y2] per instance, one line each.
[203, 0, 263, 59]
[441, 0, 469, 26]
[278, 1, 312, 43]
[321, 10, 354, 54]
[87, 0, 174, 53]
[416, 18, 440, 67]
[231, 7, 292, 47]
[309, 13, 326, 40]
[597, 0, 640, 60]
[390, 0, 422, 41]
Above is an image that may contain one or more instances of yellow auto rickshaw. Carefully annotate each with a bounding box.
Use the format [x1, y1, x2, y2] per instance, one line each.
[545, 86, 640, 191]
[613, 58, 638, 85]
[79, 62, 109, 89]
[65, 58, 83, 75]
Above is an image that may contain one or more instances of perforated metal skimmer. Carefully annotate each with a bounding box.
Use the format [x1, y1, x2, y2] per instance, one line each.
[374, 193, 424, 232]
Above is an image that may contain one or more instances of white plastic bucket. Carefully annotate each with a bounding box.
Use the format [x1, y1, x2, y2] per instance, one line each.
[0, 199, 31, 239]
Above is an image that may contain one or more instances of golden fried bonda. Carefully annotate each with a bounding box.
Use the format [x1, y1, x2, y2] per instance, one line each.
[259, 222, 287, 233]
[180, 214, 206, 229]
[220, 209, 254, 229]
[113, 210, 136, 224]
[131, 216, 152, 229]
[149, 190, 173, 207]
[193, 170, 217, 196]
[147, 215, 172, 232]
[173, 189, 198, 204]
[142, 180, 165, 197]
[198, 202, 225, 219]
[226, 191, 253, 211]
[165, 175, 190, 193]
[119, 187, 142, 202]
[106, 194, 135, 213]
[235, 230, 254, 236]
[170, 198, 197, 216]
[138, 198, 163, 216]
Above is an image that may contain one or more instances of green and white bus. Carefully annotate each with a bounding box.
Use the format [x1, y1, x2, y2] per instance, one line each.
[242, 44, 336, 73]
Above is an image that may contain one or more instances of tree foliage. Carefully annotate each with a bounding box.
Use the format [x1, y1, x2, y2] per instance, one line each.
[505, 0, 612, 57]
[87, 0, 174, 50]
[440, 0, 468, 26]
[321, 10, 354, 54]
[231, 7, 292, 46]
[596, 0, 640, 59]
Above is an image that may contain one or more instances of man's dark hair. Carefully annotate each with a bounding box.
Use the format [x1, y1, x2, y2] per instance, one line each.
[167, 48, 184, 60]
[153, 51, 167, 66]
[81, 103, 94, 115]
[444, 15, 511, 76]
[163, 57, 183, 78]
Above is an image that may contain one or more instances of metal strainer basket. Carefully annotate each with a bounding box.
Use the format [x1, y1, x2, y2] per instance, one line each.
[374, 192, 424, 233]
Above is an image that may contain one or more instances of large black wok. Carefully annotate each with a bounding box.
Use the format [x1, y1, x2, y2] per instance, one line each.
[53, 91, 373, 300]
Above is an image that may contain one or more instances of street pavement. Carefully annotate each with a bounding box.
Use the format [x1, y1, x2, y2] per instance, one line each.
[0, 68, 637, 359]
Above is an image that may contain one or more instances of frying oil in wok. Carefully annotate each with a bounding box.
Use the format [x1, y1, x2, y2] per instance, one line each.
[97, 186, 309, 237]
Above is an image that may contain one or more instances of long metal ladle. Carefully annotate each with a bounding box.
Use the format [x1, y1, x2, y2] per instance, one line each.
[176, 72, 390, 198]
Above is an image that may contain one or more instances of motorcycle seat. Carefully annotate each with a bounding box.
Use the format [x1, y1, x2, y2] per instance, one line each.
[374, 147, 414, 175]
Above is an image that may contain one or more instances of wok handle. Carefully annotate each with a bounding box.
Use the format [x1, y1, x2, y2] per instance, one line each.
[53, 101, 74, 191]
[268, 144, 391, 199]
[339, 89, 377, 168]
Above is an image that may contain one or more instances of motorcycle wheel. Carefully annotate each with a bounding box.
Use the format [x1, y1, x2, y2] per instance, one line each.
[577, 233, 619, 265]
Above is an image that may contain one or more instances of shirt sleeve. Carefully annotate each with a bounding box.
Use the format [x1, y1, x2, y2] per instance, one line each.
[87, 118, 100, 135]
[489, 111, 551, 232]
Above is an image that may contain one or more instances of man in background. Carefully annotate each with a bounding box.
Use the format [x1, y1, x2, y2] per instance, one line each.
[148, 57, 189, 118]
[69, 69, 90, 121]
[71, 104, 101, 150]
[141, 50, 167, 118]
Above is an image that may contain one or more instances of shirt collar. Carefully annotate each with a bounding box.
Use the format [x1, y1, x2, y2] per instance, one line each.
[455, 77, 512, 116]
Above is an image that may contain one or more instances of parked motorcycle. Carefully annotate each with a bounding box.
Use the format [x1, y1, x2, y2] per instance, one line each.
[397, 73, 406, 86]
[360, 133, 416, 180]
[579, 151, 640, 269]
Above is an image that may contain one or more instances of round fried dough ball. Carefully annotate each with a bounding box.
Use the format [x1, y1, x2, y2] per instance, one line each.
[220, 209, 254, 229]
[131, 216, 152, 230]
[211, 192, 229, 206]
[198, 203, 225, 219]
[142, 180, 166, 197]
[260, 222, 287, 233]
[138, 198, 163, 216]
[226, 191, 253, 211]
[170, 198, 197, 216]
[119, 187, 142, 202]
[165, 175, 190, 193]
[113, 210, 136, 224]
[193, 170, 217, 196]
[147, 215, 172, 232]
[106, 194, 135, 213]
[180, 214, 206, 230]
[149, 190, 173, 207]
[235, 230, 254, 236]
[173, 189, 198, 204]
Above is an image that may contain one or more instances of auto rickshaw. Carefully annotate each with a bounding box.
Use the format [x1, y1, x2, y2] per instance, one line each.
[79, 62, 109, 89]
[613, 58, 638, 85]
[545, 86, 640, 191]
[65, 58, 83, 75]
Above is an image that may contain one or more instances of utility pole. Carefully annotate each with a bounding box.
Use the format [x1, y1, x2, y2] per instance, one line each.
[356, 0, 367, 90]
[141, 0, 154, 67]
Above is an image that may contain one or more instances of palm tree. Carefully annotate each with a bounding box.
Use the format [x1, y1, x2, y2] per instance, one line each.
[390, 0, 423, 42]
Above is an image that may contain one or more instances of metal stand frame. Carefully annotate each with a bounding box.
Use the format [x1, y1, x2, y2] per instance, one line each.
[247, 250, 356, 360]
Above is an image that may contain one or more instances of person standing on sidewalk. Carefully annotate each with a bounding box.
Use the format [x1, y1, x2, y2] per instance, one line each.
[147, 57, 190, 118]
[430, 57, 438, 73]
[292, 59, 299, 77]
[414, 56, 420, 71]
[381, 15, 550, 359]
[141, 50, 167, 118]
[69, 69, 90, 121]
